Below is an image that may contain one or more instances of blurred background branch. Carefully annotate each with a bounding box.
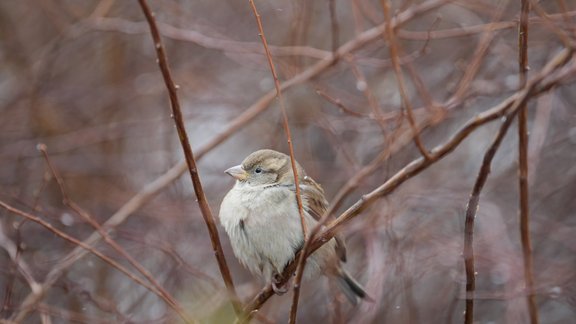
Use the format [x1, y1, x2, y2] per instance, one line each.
[1, 0, 575, 323]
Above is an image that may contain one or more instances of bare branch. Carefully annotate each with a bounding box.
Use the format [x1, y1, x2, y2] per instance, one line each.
[0, 201, 175, 323]
[246, 1, 308, 322]
[518, 1, 539, 323]
[137, 0, 240, 317]
[37, 144, 191, 323]
[463, 111, 517, 324]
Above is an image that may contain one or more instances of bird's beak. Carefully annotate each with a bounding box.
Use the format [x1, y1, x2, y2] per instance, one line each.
[225, 165, 248, 181]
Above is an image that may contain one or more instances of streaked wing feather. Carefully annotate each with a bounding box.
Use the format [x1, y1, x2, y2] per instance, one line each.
[298, 175, 347, 262]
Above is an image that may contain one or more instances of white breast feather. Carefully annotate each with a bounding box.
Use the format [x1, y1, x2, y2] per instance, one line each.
[219, 183, 335, 281]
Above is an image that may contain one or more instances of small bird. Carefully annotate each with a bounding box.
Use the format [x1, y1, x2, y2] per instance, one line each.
[219, 149, 368, 304]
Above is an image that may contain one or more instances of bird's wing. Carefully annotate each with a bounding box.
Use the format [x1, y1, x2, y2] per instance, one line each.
[298, 175, 347, 262]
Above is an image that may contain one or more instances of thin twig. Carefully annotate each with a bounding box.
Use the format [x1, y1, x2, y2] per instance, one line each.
[86, 11, 576, 58]
[328, 0, 339, 55]
[0, 223, 41, 297]
[316, 87, 429, 123]
[450, 1, 509, 104]
[246, 0, 307, 235]
[0, 201, 172, 322]
[396, 11, 576, 40]
[528, 0, 575, 49]
[463, 112, 517, 324]
[137, 0, 240, 316]
[246, 1, 308, 323]
[518, 1, 539, 323]
[402, 17, 440, 114]
[381, 0, 431, 159]
[37, 144, 192, 323]
[345, 55, 388, 133]
[1, 168, 48, 318]
[316, 88, 367, 118]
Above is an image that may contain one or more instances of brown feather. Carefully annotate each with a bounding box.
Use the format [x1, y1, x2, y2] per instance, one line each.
[299, 175, 348, 263]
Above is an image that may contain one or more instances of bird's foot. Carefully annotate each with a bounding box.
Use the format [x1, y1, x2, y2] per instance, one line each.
[272, 274, 288, 295]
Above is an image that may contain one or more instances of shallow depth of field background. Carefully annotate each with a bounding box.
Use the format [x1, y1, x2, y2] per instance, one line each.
[1, 1, 575, 323]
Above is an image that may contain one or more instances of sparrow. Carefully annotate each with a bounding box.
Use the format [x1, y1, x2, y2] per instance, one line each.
[218, 149, 368, 304]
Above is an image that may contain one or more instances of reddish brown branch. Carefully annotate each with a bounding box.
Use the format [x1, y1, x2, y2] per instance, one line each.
[315, 88, 367, 118]
[528, 1, 574, 49]
[87, 11, 576, 59]
[316, 87, 430, 123]
[246, 0, 307, 235]
[37, 144, 191, 323]
[0, 201, 172, 323]
[396, 11, 576, 41]
[137, 0, 240, 317]
[450, 2, 508, 104]
[463, 112, 517, 324]
[381, 0, 431, 159]
[246, 1, 308, 322]
[328, 0, 339, 54]
[345, 55, 388, 133]
[518, 1, 539, 323]
[0, 222, 40, 303]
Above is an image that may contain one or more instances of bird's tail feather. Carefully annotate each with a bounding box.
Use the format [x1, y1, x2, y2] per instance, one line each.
[336, 269, 372, 305]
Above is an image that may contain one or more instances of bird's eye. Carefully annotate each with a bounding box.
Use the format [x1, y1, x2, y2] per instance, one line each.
[254, 167, 262, 174]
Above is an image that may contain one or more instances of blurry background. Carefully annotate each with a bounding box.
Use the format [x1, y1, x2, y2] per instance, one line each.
[1, 0, 575, 323]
